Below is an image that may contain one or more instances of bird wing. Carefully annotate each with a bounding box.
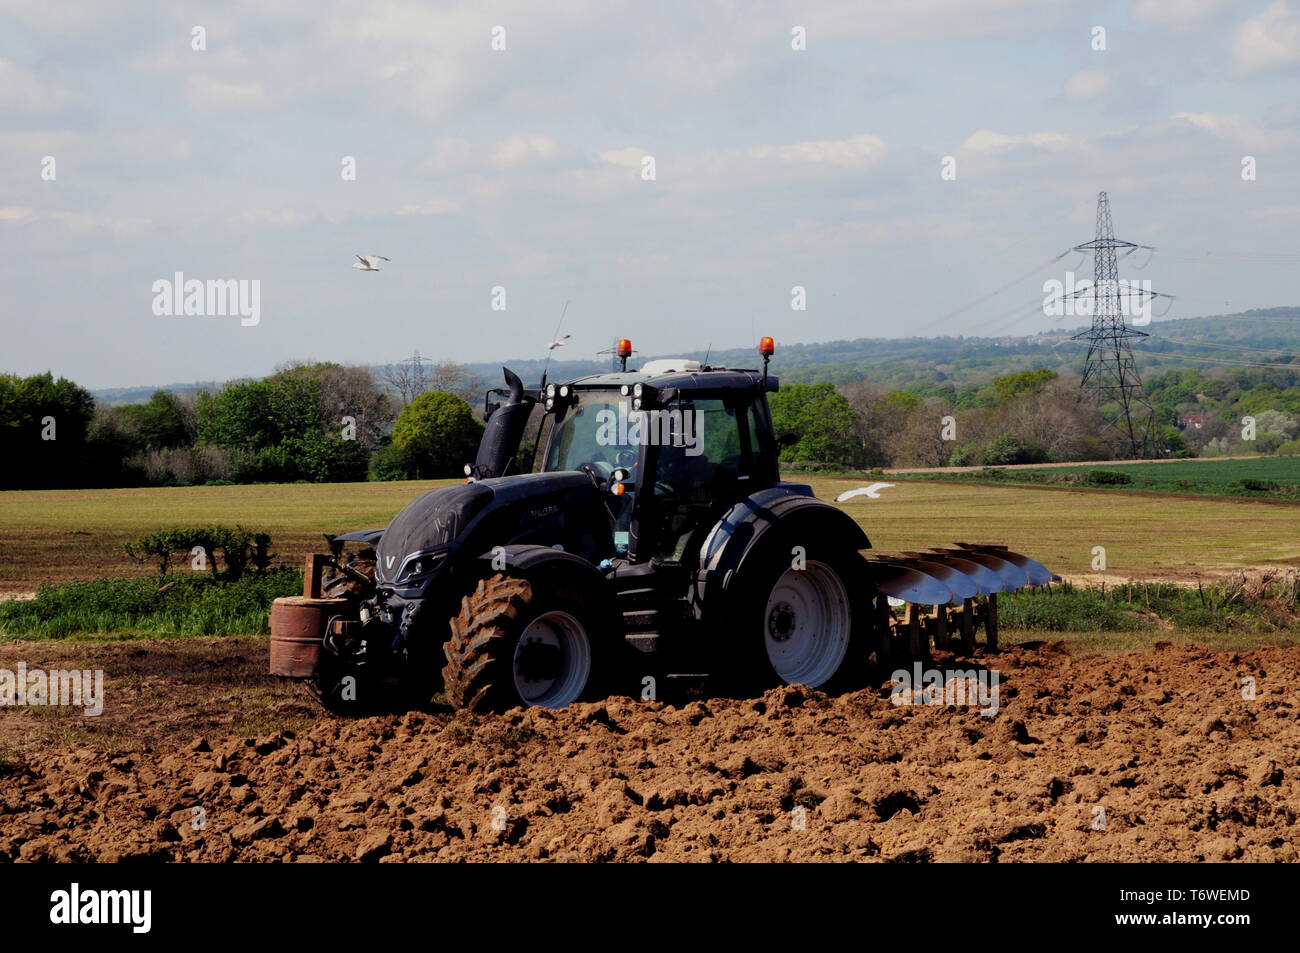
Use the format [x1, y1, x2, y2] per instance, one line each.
[355, 255, 368, 264]
[374, 255, 390, 261]
[865, 482, 896, 496]
[834, 489, 864, 503]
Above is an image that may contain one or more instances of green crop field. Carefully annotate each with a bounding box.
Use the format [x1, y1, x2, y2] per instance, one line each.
[892, 455, 1300, 500]
[1, 475, 1297, 595]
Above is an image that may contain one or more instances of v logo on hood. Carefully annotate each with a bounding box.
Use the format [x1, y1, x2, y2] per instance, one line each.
[385, 556, 396, 569]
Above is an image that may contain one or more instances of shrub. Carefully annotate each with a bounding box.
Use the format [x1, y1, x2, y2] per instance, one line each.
[1240, 478, 1279, 492]
[124, 525, 274, 579]
[1086, 469, 1133, 485]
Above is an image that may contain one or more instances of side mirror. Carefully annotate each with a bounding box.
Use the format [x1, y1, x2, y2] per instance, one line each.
[777, 432, 800, 448]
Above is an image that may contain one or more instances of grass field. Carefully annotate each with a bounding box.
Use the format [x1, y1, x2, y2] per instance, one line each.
[892, 455, 1300, 500]
[1, 474, 1297, 595]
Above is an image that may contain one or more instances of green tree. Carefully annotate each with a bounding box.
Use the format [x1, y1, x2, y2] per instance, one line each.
[769, 382, 861, 468]
[992, 368, 1058, 403]
[0, 372, 96, 489]
[978, 432, 1047, 466]
[389, 391, 484, 478]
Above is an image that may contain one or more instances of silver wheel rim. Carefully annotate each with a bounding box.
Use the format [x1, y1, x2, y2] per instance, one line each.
[763, 560, 851, 687]
[512, 610, 592, 708]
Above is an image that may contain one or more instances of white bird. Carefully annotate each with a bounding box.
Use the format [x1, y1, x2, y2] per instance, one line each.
[834, 482, 896, 502]
[547, 334, 571, 350]
[352, 254, 390, 271]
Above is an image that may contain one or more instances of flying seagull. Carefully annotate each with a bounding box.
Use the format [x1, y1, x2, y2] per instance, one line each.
[352, 254, 390, 271]
[548, 334, 572, 350]
[834, 482, 896, 502]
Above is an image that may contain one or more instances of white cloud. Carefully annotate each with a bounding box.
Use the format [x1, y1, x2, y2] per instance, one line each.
[596, 134, 887, 186]
[394, 198, 460, 216]
[490, 135, 561, 168]
[1063, 69, 1110, 102]
[599, 147, 647, 168]
[421, 138, 476, 175]
[750, 134, 888, 167]
[231, 208, 316, 228]
[1232, 1, 1300, 74]
[959, 129, 1073, 152]
[0, 207, 37, 223]
[184, 76, 272, 112]
[1131, 0, 1231, 28]
[0, 58, 72, 112]
[1169, 111, 1298, 150]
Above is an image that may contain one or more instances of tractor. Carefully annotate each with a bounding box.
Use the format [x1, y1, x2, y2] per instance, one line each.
[270, 337, 1054, 713]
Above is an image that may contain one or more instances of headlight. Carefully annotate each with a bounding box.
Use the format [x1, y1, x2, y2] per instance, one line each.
[620, 384, 630, 396]
[633, 383, 644, 398]
[545, 397, 555, 410]
[546, 384, 556, 398]
[559, 385, 570, 397]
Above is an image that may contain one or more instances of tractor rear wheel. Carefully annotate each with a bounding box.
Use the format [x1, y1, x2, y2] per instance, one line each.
[728, 543, 872, 695]
[441, 570, 611, 712]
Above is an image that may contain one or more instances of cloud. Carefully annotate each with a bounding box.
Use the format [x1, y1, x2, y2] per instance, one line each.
[0, 206, 152, 236]
[1232, 1, 1300, 74]
[1169, 111, 1299, 150]
[750, 134, 888, 167]
[0, 58, 73, 112]
[184, 76, 273, 112]
[1063, 69, 1110, 102]
[394, 198, 460, 216]
[959, 129, 1073, 152]
[595, 134, 888, 187]
[599, 147, 647, 168]
[1130, 0, 1232, 28]
[231, 208, 316, 228]
[489, 135, 561, 168]
[420, 138, 476, 175]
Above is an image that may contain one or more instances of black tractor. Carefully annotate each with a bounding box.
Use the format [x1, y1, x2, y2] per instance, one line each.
[293, 339, 1052, 713]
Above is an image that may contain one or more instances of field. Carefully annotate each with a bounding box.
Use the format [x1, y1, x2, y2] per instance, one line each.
[3, 637, 1298, 861]
[891, 455, 1300, 500]
[2, 473, 1299, 596]
[1, 473, 1298, 862]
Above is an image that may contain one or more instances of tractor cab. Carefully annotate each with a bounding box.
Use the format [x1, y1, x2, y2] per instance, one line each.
[537, 351, 780, 567]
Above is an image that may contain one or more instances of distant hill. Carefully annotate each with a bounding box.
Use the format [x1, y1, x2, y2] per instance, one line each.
[465, 308, 1300, 391]
[91, 308, 1300, 405]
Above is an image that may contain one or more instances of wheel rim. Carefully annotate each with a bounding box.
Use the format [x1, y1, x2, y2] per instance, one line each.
[763, 560, 851, 687]
[512, 610, 592, 708]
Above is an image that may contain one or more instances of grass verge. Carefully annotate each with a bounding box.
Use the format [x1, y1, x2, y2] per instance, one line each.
[0, 568, 302, 640]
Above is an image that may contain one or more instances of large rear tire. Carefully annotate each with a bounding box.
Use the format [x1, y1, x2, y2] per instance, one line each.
[726, 542, 872, 696]
[442, 569, 613, 712]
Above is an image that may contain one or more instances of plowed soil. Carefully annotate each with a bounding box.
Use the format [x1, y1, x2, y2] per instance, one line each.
[1, 638, 1297, 862]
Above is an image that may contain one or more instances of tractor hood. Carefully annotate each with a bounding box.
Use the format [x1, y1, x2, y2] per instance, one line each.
[375, 481, 495, 583]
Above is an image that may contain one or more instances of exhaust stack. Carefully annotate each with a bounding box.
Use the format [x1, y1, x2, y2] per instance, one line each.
[470, 367, 532, 479]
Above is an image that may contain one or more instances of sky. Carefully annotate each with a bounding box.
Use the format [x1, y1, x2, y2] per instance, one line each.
[2, 0, 1299, 389]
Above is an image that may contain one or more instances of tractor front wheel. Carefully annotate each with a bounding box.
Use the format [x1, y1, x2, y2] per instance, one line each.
[442, 571, 610, 712]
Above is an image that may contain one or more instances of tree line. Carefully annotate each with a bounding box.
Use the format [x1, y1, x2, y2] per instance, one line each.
[770, 364, 1300, 469]
[2, 357, 1297, 490]
[0, 362, 486, 490]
